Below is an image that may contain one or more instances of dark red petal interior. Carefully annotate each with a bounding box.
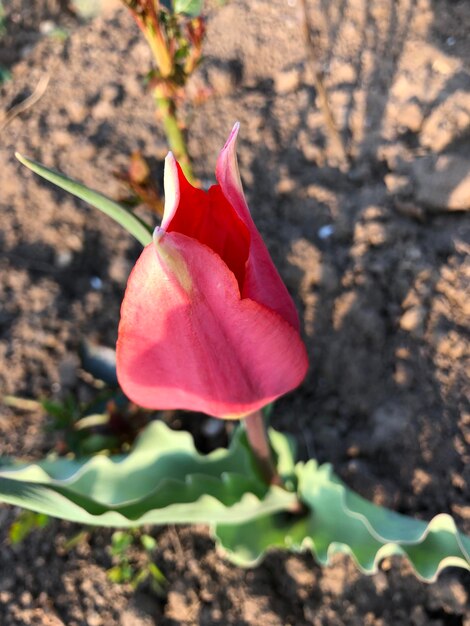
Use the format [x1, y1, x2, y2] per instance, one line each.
[166, 163, 250, 291]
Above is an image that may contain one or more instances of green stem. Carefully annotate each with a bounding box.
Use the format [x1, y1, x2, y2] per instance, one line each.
[153, 87, 196, 185]
[244, 411, 282, 487]
[244, 411, 306, 515]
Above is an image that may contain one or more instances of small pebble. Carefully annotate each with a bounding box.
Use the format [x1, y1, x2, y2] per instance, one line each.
[274, 68, 300, 94]
[55, 249, 73, 269]
[318, 224, 334, 239]
[400, 306, 426, 334]
[39, 20, 56, 35]
[202, 418, 225, 438]
[90, 276, 103, 290]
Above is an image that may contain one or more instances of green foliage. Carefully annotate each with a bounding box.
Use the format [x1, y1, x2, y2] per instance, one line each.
[42, 394, 125, 457]
[61, 529, 90, 552]
[0, 66, 11, 84]
[214, 459, 470, 582]
[0, 1, 5, 39]
[42, 395, 83, 454]
[8, 510, 49, 544]
[173, 0, 204, 17]
[107, 529, 166, 592]
[0, 421, 297, 526]
[0, 423, 468, 581]
[15, 154, 153, 246]
[46, 27, 69, 42]
[70, 0, 105, 19]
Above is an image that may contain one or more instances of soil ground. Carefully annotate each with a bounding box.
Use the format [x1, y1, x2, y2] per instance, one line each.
[0, 0, 469, 624]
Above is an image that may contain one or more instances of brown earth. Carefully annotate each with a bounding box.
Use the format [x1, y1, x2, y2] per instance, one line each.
[0, 0, 469, 624]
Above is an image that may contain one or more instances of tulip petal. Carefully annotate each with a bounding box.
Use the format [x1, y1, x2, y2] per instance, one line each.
[117, 233, 308, 419]
[161, 152, 180, 231]
[216, 124, 300, 330]
[162, 154, 250, 291]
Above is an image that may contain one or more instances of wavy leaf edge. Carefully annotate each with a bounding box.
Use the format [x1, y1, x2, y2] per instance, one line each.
[0, 421, 296, 525]
[308, 460, 470, 553]
[214, 456, 470, 582]
[0, 423, 468, 581]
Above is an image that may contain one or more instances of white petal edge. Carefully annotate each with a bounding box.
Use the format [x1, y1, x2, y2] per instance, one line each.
[161, 151, 180, 231]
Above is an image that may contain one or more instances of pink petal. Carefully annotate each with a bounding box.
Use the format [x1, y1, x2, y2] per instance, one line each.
[162, 152, 250, 290]
[216, 123, 300, 330]
[160, 152, 180, 231]
[117, 232, 308, 419]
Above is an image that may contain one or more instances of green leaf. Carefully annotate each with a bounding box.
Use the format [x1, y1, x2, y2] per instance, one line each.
[2, 423, 467, 581]
[148, 562, 166, 583]
[8, 511, 49, 544]
[0, 66, 11, 85]
[173, 0, 204, 17]
[62, 529, 89, 552]
[70, 0, 105, 19]
[0, 421, 297, 527]
[110, 530, 134, 558]
[268, 427, 297, 490]
[214, 459, 470, 582]
[79, 433, 119, 456]
[15, 153, 153, 246]
[107, 564, 132, 584]
[0, 1, 6, 39]
[140, 534, 157, 552]
[131, 568, 149, 589]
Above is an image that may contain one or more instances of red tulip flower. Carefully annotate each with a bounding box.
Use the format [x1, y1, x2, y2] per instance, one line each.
[117, 124, 308, 419]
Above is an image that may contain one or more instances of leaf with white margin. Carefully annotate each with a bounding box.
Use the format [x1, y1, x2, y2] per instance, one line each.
[214, 459, 470, 582]
[0, 421, 297, 527]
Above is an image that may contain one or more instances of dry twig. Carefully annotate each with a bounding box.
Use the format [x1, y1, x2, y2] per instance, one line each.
[300, 0, 348, 166]
[0, 74, 50, 132]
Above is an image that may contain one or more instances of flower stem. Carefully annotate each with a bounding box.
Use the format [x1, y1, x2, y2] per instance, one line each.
[243, 410, 283, 487]
[122, 0, 197, 185]
[153, 87, 196, 184]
